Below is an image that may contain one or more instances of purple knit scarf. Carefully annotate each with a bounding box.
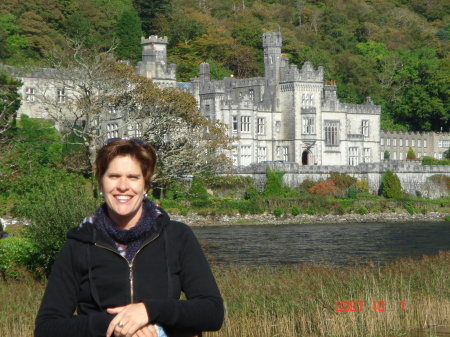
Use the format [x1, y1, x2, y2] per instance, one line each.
[94, 198, 159, 262]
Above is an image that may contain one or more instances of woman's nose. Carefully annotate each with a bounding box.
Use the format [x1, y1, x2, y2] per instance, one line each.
[117, 177, 129, 191]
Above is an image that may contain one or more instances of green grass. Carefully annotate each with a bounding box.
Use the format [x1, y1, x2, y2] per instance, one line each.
[2, 252, 449, 337]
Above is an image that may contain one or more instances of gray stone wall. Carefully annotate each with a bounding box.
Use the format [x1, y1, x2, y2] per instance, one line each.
[229, 162, 450, 199]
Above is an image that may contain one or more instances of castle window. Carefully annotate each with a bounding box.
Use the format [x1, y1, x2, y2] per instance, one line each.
[393, 152, 397, 160]
[399, 139, 403, 147]
[232, 116, 238, 133]
[283, 147, 289, 161]
[424, 140, 427, 147]
[241, 116, 251, 133]
[25, 87, 35, 102]
[257, 118, 265, 135]
[439, 140, 450, 148]
[232, 146, 238, 165]
[412, 139, 415, 147]
[324, 121, 339, 146]
[363, 148, 371, 162]
[107, 123, 119, 139]
[303, 117, 315, 134]
[302, 94, 314, 107]
[57, 88, 66, 103]
[348, 147, 359, 166]
[108, 103, 117, 114]
[241, 146, 252, 166]
[276, 121, 281, 132]
[393, 139, 397, 146]
[205, 104, 210, 112]
[249, 89, 254, 101]
[361, 120, 369, 136]
[400, 152, 403, 160]
[381, 138, 384, 146]
[387, 138, 390, 146]
[405, 139, 409, 147]
[257, 147, 267, 162]
[418, 140, 421, 147]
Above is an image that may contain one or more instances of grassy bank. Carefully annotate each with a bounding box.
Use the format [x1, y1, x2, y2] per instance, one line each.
[1, 252, 449, 337]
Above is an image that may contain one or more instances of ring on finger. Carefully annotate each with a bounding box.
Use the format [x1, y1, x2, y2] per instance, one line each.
[118, 322, 125, 328]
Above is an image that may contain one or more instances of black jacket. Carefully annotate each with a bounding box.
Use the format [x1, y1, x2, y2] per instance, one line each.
[35, 208, 224, 337]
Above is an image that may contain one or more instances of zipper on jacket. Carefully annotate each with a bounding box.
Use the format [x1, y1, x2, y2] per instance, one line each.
[95, 232, 160, 303]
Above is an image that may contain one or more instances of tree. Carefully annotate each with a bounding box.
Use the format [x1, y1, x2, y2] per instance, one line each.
[133, 0, 172, 35]
[115, 8, 143, 64]
[262, 167, 284, 197]
[0, 71, 21, 136]
[380, 170, 403, 198]
[384, 150, 390, 160]
[406, 146, 416, 160]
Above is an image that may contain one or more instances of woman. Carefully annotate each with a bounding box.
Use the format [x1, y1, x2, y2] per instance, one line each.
[35, 138, 224, 337]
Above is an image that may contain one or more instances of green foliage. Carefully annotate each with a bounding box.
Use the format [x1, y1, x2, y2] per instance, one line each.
[244, 185, 260, 200]
[344, 185, 359, 199]
[355, 180, 368, 192]
[262, 167, 284, 198]
[0, 237, 35, 279]
[115, 8, 143, 64]
[188, 176, 209, 200]
[273, 208, 282, 217]
[0, 72, 21, 134]
[19, 173, 99, 275]
[406, 147, 416, 160]
[384, 151, 390, 160]
[380, 170, 403, 199]
[422, 156, 450, 165]
[291, 206, 300, 216]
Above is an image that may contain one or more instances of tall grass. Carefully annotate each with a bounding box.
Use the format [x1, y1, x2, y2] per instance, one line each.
[1, 252, 449, 337]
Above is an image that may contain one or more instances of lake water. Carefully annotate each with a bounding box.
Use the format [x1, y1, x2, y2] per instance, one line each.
[194, 221, 450, 336]
[193, 221, 450, 266]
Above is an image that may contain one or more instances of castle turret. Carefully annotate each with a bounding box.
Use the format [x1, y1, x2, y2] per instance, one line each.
[262, 32, 282, 84]
[135, 35, 176, 88]
[199, 63, 210, 81]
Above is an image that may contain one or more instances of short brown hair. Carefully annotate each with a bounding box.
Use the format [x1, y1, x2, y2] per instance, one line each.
[94, 138, 157, 191]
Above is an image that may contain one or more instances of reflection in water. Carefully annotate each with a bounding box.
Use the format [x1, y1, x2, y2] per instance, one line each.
[193, 221, 450, 266]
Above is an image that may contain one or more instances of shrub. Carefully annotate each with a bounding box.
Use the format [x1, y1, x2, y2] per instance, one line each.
[355, 180, 368, 192]
[380, 170, 403, 198]
[308, 179, 337, 196]
[356, 207, 368, 215]
[407, 147, 416, 160]
[384, 150, 390, 160]
[273, 208, 282, 217]
[18, 170, 99, 275]
[0, 237, 35, 279]
[244, 185, 260, 200]
[344, 186, 359, 199]
[188, 176, 209, 200]
[298, 179, 317, 191]
[330, 173, 357, 193]
[291, 206, 300, 216]
[262, 167, 284, 197]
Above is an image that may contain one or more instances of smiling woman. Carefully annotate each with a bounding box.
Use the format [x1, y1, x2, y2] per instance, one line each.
[35, 138, 224, 337]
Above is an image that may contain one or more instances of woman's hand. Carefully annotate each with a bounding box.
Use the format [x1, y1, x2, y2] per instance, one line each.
[132, 324, 158, 337]
[106, 303, 150, 337]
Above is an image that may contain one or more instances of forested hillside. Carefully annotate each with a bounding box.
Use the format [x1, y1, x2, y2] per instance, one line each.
[0, 0, 449, 131]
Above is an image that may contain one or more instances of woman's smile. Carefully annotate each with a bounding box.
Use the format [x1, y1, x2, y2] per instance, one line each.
[101, 155, 146, 229]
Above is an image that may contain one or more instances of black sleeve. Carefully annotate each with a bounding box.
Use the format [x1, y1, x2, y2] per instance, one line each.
[34, 241, 113, 337]
[143, 222, 224, 332]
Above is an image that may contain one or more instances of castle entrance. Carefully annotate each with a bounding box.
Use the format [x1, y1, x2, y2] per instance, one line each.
[302, 150, 310, 165]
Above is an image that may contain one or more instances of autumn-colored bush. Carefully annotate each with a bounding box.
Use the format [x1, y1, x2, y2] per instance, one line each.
[308, 179, 337, 196]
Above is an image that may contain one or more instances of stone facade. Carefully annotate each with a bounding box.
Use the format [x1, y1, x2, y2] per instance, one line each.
[380, 130, 450, 160]
[186, 32, 381, 166]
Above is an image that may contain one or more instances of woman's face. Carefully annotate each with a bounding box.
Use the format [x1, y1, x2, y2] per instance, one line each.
[101, 155, 146, 229]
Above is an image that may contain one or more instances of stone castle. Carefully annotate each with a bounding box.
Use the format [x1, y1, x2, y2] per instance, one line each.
[134, 32, 382, 167]
[14, 33, 450, 172]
